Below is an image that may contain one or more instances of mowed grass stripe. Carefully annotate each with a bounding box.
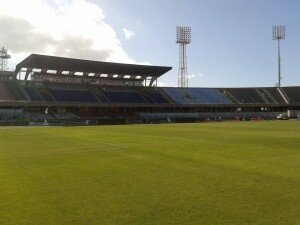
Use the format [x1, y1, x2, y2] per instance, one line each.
[0, 121, 299, 225]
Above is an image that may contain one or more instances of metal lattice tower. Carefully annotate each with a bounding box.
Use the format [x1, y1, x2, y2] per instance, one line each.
[272, 26, 286, 87]
[0, 47, 11, 71]
[176, 26, 191, 87]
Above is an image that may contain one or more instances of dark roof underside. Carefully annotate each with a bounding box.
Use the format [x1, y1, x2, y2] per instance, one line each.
[15, 54, 172, 78]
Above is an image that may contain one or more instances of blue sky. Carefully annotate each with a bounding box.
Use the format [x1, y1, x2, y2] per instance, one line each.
[95, 0, 300, 87]
[1, 0, 299, 87]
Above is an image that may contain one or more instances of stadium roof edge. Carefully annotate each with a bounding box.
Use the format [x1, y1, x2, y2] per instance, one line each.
[14, 54, 172, 84]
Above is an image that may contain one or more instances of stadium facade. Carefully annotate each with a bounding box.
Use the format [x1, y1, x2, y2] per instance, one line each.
[0, 54, 299, 125]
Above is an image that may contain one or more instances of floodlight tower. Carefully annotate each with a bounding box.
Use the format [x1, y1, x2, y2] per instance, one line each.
[0, 47, 11, 71]
[176, 26, 191, 87]
[272, 26, 286, 87]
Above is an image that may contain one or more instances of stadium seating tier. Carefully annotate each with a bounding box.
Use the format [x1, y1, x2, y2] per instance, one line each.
[0, 81, 299, 105]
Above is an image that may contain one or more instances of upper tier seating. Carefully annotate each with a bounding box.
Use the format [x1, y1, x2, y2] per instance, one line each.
[40, 91, 54, 101]
[50, 89, 99, 102]
[148, 92, 169, 103]
[223, 88, 265, 104]
[164, 88, 232, 104]
[141, 89, 169, 103]
[263, 88, 286, 104]
[98, 95, 108, 102]
[5, 81, 26, 101]
[104, 91, 146, 103]
[143, 94, 156, 103]
[0, 81, 12, 101]
[282, 87, 300, 103]
[2, 80, 300, 106]
[0, 81, 26, 101]
[24, 87, 42, 101]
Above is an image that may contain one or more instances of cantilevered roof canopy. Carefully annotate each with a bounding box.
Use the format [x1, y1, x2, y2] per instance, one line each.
[15, 54, 172, 85]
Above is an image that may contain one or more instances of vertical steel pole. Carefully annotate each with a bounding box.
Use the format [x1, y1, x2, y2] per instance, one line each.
[183, 44, 187, 87]
[278, 39, 281, 87]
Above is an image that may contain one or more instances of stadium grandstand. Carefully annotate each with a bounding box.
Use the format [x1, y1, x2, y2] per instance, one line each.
[0, 54, 299, 125]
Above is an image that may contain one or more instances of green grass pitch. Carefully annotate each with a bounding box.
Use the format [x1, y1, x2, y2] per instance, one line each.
[0, 121, 299, 225]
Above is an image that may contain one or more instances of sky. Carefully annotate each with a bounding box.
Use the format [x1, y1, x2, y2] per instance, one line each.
[0, 0, 299, 87]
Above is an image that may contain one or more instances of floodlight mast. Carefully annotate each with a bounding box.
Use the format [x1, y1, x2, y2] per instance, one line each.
[272, 26, 285, 87]
[0, 47, 11, 71]
[176, 26, 191, 87]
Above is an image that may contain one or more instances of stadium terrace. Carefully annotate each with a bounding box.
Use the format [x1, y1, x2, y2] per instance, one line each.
[0, 54, 300, 125]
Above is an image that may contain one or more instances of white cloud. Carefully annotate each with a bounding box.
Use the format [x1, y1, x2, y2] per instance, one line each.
[122, 28, 134, 40]
[0, 0, 144, 68]
[188, 73, 204, 79]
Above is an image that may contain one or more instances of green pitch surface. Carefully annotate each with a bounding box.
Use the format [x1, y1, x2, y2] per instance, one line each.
[0, 121, 299, 225]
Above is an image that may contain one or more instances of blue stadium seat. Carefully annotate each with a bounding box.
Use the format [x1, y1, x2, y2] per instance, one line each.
[50, 89, 98, 102]
[164, 88, 232, 104]
[149, 92, 169, 103]
[143, 95, 156, 103]
[24, 87, 42, 101]
[104, 91, 145, 103]
[224, 88, 265, 103]
[42, 92, 54, 101]
[282, 87, 300, 103]
[264, 88, 285, 103]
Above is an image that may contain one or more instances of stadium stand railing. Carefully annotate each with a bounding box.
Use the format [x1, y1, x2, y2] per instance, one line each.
[140, 111, 281, 120]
